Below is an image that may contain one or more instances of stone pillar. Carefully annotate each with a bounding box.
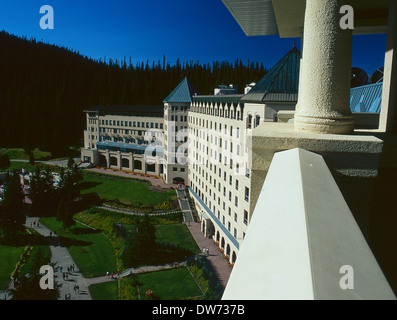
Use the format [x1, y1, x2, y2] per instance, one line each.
[294, 0, 354, 134]
[105, 150, 110, 168]
[117, 151, 122, 170]
[129, 153, 133, 172]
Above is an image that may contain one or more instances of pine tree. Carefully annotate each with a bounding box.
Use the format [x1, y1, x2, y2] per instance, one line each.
[0, 172, 25, 237]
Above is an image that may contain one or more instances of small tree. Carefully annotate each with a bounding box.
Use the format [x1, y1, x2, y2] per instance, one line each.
[121, 214, 156, 267]
[28, 151, 35, 165]
[0, 154, 10, 169]
[0, 172, 25, 237]
[67, 157, 74, 169]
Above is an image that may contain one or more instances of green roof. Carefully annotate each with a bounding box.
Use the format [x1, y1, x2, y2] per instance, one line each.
[163, 77, 200, 103]
[242, 44, 301, 102]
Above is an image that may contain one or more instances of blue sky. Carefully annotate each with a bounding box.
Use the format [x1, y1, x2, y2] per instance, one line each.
[0, 0, 388, 75]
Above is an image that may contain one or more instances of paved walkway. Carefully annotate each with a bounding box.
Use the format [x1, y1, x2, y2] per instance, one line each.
[25, 217, 92, 300]
[85, 261, 186, 286]
[176, 189, 194, 223]
[175, 188, 232, 288]
[186, 221, 232, 288]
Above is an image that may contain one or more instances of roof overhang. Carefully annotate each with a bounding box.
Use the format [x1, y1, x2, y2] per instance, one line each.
[222, 0, 390, 38]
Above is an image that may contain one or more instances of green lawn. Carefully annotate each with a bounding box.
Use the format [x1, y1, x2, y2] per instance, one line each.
[89, 281, 119, 300]
[0, 160, 61, 173]
[0, 245, 25, 290]
[0, 148, 51, 161]
[39, 217, 117, 278]
[19, 245, 51, 278]
[155, 224, 201, 254]
[136, 267, 203, 300]
[80, 172, 175, 206]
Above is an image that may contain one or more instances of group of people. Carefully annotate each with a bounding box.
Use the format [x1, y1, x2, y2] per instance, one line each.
[60, 264, 76, 280]
[202, 247, 210, 255]
[30, 221, 40, 228]
[60, 264, 76, 274]
[106, 270, 120, 279]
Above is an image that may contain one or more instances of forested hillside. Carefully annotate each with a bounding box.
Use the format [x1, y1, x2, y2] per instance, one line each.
[0, 31, 267, 155]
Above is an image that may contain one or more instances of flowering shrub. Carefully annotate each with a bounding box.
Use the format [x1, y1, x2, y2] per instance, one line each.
[145, 289, 154, 296]
[154, 202, 172, 211]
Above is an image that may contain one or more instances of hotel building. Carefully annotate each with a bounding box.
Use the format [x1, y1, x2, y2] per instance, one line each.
[81, 45, 300, 263]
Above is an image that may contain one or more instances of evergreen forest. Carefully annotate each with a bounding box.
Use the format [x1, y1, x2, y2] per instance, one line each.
[0, 31, 268, 155]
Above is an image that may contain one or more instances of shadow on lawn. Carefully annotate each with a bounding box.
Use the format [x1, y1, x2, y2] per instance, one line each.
[71, 227, 102, 235]
[79, 181, 103, 191]
[0, 233, 93, 247]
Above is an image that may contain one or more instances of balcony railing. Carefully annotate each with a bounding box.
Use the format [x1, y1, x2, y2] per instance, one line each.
[222, 148, 396, 300]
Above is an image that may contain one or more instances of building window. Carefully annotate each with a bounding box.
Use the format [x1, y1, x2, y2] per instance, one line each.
[235, 196, 238, 207]
[244, 210, 248, 225]
[245, 187, 249, 202]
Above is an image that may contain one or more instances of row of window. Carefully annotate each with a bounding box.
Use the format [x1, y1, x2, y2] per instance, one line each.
[169, 115, 188, 122]
[190, 104, 243, 120]
[169, 105, 188, 112]
[190, 181, 249, 240]
[189, 117, 240, 138]
[100, 119, 163, 129]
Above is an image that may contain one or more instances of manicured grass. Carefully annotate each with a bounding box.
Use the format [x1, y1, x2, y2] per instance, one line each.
[19, 245, 51, 278]
[0, 160, 37, 173]
[155, 224, 201, 254]
[0, 160, 60, 173]
[136, 267, 203, 300]
[39, 217, 117, 278]
[89, 280, 119, 300]
[0, 245, 25, 289]
[80, 172, 175, 206]
[0, 148, 51, 161]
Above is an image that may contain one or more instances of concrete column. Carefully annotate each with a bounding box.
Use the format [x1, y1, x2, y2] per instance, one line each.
[294, 0, 354, 134]
[105, 150, 110, 168]
[379, 1, 397, 133]
[129, 153, 133, 172]
[117, 151, 121, 170]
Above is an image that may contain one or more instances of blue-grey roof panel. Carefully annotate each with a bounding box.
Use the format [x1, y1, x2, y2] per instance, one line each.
[163, 77, 200, 103]
[242, 44, 301, 102]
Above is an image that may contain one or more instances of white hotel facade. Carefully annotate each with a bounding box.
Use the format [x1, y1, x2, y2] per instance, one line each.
[81, 46, 300, 264]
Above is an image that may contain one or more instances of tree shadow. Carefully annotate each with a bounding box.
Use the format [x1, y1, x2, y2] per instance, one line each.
[0, 233, 93, 248]
[56, 236, 93, 247]
[79, 181, 102, 191]
[71, 227, 102, 235]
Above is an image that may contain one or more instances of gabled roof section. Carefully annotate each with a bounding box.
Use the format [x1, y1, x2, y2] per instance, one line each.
[242, 44, 301, 103]
[163, 77, 200, 103]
